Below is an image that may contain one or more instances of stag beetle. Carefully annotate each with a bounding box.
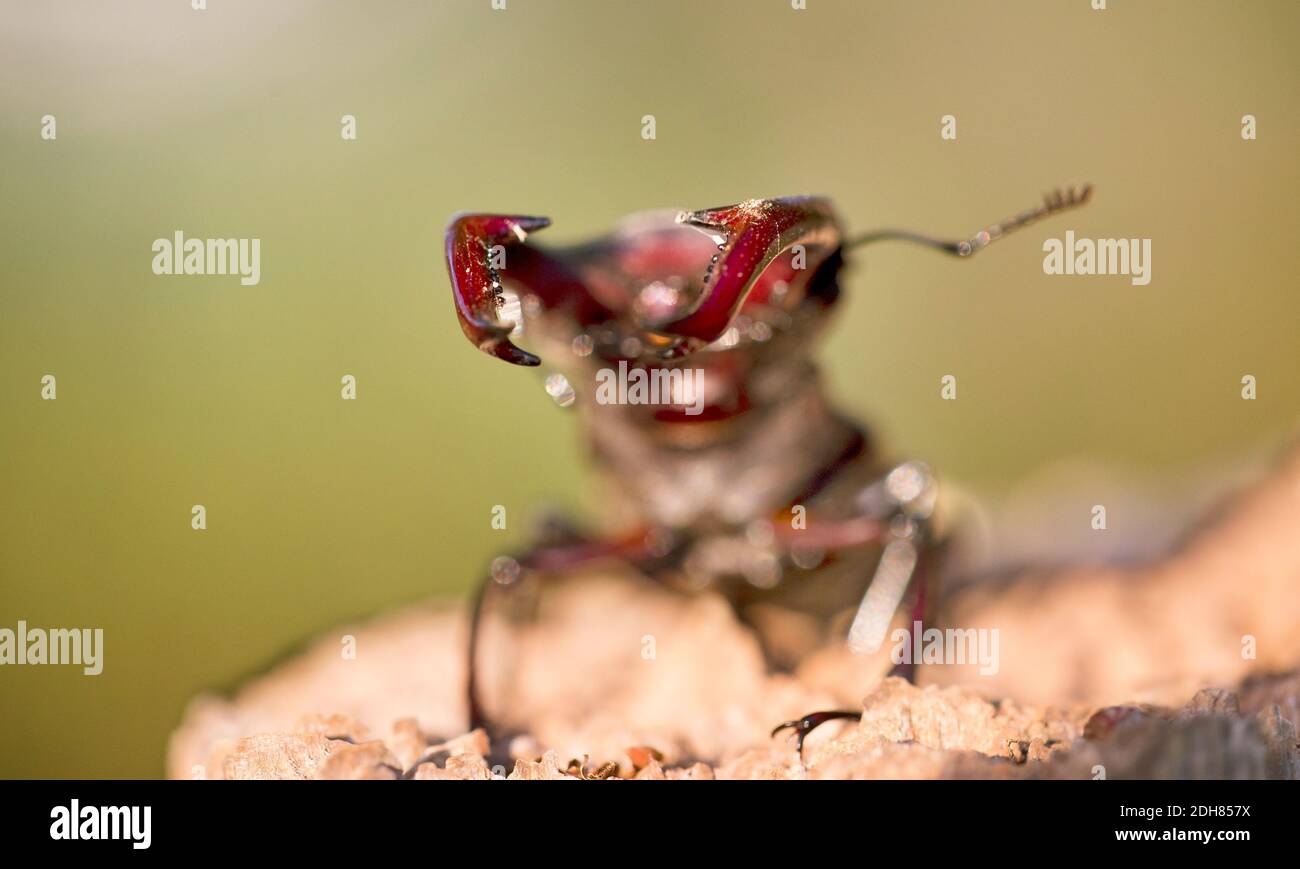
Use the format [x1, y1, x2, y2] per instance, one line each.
[445, 187, 1091, 754]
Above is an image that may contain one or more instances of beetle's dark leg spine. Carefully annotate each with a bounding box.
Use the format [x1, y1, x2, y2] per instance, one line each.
[771, 711, 863, 756]
[465, 569, 493, 733]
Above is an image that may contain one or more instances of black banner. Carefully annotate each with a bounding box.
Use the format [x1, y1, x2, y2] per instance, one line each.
[2, 779, 1283, 854]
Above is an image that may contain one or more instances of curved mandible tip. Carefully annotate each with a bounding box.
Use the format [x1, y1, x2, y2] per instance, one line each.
[445, 213, 551, 367]
[657, 196, 840, 344]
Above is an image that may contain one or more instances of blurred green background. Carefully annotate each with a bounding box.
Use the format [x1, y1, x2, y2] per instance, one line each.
[1, 0, 1296, 778]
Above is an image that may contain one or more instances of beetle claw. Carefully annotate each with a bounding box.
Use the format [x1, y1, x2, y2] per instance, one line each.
[659, 197, 841, 344]
[446, 214, 550, 366]
[771, 710, 863, 759]
[445, 213, 616, 367]
[477, 327, 541, 367]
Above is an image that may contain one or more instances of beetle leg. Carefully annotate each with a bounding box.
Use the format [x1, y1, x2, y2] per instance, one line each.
[771, 555, 931, 760]
[770, 547, 936, 762]
[772, 461, 940, 762]
[771, 710, 863, 757]
[655, 196, 841, 345]
[445, 213, 613, 366]
[883, 545, 933, 683]
[464, 528, 657, 736]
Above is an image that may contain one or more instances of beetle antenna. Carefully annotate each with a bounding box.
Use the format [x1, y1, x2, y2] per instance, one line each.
[844, 184, 1092, 257]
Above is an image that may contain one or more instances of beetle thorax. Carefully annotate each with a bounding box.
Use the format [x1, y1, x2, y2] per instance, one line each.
[583, 358, 862, 531]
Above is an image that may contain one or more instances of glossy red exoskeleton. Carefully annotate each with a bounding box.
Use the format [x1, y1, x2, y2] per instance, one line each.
[445, 187, 1091, 753]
